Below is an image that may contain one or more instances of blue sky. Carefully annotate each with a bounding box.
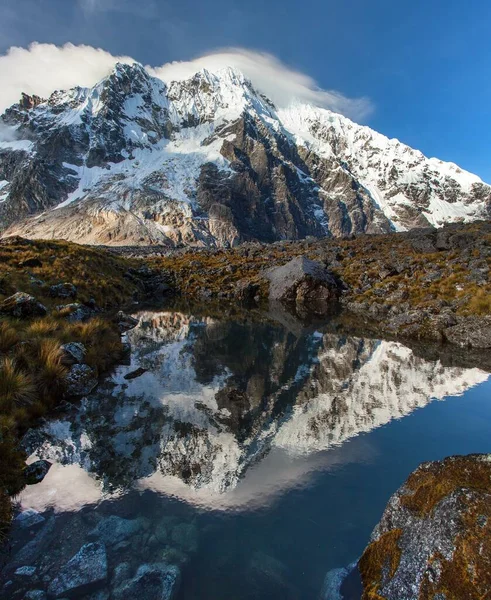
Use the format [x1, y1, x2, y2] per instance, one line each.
[1, 0, 490, 181]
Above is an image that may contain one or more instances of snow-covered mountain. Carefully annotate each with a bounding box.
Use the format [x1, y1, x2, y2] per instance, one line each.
[0, 62, 489, 246]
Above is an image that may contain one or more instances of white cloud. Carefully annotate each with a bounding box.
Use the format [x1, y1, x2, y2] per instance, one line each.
[151, 49, 374, 121]
[0, 43, 373, 122]
[0, 43, 135, 114]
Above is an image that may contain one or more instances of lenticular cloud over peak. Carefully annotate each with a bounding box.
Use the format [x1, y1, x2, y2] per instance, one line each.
[0, 43, 373, 121]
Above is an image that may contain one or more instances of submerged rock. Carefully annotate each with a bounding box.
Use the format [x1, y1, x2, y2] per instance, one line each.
[320, 563, 357, 600]
[65, 364, 98, 397]
[358, 454, 491, 600]
[264, 256, 341, 316]
[24, 459, 52, 484]
[47, 542, 107, 598]
[123, 367, 148, 380]
[14, 508, 45, 530]
[88, 515, 146, 547]
[112, 563, 180, 600]
[0, 292, 47, 318]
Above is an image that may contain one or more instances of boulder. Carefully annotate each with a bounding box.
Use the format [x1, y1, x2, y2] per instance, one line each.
[19, 257, 42, 268]
[47, 542, 107, 598]
[14, 565, 37, 580]
[116, 311, 139, 332]
[358, 454, 491, 600]
[444, 316, 491, 349]
[24, 591, 47, 600]
[65, 364, 97, 397]
[0, 292, 47, 318]
[88, 515, 145, 547]
[123, 367, 148, 380]
[60, 342, 87, 366]
[49, 283, 77, 299]
[24, 460, 52, 485]
[56, 303, 92, 323]
[113, 563, 180, 600]
[264, 257, 341, 316]
[14, 508, 45, 530]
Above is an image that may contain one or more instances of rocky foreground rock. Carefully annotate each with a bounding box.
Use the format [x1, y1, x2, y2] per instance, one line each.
[358, 454, 491, 600]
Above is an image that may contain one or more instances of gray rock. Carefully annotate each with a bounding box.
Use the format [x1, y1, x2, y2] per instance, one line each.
[112, 562, 132, 588]
[24, 591, 47, 600]
[60, 342, 87, 366]
[47, 542, 107, 598]
[116, 311, 139, 332]
[123, 367, 148, 380]
[0, 292, 47, 318]
[88, 515, 145, 547]
[24, 460, 52, 484]
[444, 316, 491, 348]
[65, 364, 97, 397]
[14, 508, 45, 530]
[264, 256, 340, 315]
[14, 565, 37, 579]
[56, 303, 92, 323]
[49, 283, 77, 299]
[113, 563, 180, 600]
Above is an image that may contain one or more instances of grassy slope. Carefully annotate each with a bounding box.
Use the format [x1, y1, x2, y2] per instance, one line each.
[0, 238, 144, 538]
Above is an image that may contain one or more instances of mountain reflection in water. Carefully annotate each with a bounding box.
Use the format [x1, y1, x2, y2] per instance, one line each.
[3, 309, 490, 600]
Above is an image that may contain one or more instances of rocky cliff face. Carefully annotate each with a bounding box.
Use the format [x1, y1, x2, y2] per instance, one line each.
[0, 63, 489, 246]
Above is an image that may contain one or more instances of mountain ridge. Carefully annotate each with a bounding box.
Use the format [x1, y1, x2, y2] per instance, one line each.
[0, 62, 489, 246]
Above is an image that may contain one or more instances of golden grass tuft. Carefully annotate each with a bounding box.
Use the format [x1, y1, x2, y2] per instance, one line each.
[0, 321, 19, 352]
[0, 358, 36, 409]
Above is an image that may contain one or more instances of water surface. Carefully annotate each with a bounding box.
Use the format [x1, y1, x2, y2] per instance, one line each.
[2, 309, 490, 599]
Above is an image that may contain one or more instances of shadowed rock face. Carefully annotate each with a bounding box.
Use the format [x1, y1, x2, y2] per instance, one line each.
[0, 63, 489, 246]
[358, 454, 491, 600]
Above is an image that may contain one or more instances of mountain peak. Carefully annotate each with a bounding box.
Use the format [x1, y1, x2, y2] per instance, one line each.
[0, 64, 489, 246]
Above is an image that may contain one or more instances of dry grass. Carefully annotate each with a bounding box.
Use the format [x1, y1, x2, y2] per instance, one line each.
[0, 358, 36, 410]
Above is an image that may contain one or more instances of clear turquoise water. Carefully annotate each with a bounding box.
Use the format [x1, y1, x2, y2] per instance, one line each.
[2, 309, 490, 599]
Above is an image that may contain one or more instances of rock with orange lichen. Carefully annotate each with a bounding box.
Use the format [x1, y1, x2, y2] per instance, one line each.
[359, 454, 491, 600]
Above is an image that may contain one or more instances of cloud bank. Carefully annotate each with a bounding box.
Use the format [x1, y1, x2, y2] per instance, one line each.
[0, 43, 373, 122]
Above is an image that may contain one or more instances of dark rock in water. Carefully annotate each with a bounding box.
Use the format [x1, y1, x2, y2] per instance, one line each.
[235, 280, 260, 305]
[60, 342, 87, 366]
[170, 522, 198, 554]
[56, 303, 93, 323]
[116, 311, 139, 332]
[24, 460, 52, 485]
[444, 316, 491, 349]
[14, 508, 45, 530]
[0, 292, 47, 318]
[65, 364, 97, 397]
[123, 367, 148, 380]
[88, 515, 145, 547]
[47, 542, 107, 598]
[14, 565, 37, 580]
[112, 563, 180, 600]
[358, 454, 491, 600]
[19, 257, 42, 268]
[49, 283, 77, 299]
[264, 256, 341, 316]
[24, 590, 47, 600]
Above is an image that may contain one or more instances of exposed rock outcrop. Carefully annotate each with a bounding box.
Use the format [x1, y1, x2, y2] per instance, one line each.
[0, 292, 47, 318]
[358, 454, 491, 600]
